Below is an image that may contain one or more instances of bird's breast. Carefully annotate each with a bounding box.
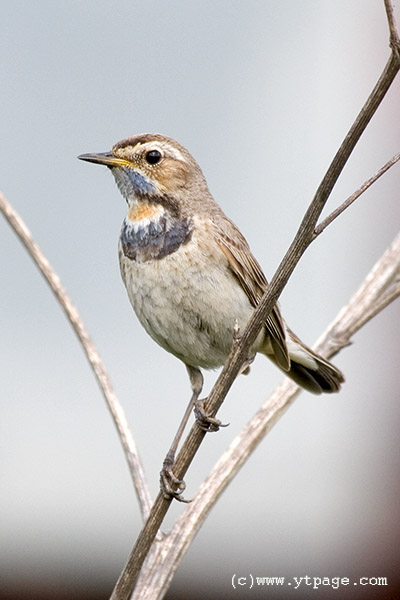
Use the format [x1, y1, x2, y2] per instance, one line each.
[118, 221, 261, 369]
[120, 207, 193, 262]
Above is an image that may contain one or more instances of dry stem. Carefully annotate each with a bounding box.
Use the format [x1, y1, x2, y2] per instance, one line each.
[0, 192, 152, 522]
[313, 152, 400, 239]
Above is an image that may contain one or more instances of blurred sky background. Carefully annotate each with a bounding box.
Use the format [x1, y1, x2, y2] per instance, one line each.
[1, 1, 399, 599]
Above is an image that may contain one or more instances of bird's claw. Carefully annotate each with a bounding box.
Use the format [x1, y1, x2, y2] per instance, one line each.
[194, 399, 229, 432]
[160, 456, 190, 503]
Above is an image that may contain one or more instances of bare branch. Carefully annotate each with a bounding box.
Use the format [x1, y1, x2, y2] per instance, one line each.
[385, 0, 400, 53]
[133, 231, 400, 600]
[313, 152, 400, 240]
[0, 192, 153, 521]
[322, 233, 400, 346]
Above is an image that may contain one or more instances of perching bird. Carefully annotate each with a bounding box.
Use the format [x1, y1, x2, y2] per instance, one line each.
[78, 133, 344, 500]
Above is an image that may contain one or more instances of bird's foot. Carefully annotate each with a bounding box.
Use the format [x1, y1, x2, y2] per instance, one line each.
[160, 453, 190, 503]
[194, 399, 229, 432]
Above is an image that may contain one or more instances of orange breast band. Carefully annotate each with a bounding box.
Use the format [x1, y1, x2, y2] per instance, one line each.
[128, 202, 162, 222]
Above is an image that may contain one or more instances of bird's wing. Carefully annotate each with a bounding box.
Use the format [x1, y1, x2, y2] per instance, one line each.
[216, 222, 290, 371]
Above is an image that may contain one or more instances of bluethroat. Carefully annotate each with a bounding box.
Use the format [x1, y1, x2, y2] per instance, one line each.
[78, 133, 344, 500]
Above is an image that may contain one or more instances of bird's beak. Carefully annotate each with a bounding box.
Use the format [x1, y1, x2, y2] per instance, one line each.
[77, 152, 131, 167]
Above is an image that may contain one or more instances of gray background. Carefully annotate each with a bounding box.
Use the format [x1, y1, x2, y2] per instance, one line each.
[1, 1, 399, 599]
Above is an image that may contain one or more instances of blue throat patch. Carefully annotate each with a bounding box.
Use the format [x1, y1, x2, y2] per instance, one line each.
[127, 170, 156, 195]
[112, 166, 157, 198]
[120, 213, 193, 262]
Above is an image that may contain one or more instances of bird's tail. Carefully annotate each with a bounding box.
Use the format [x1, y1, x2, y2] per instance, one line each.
[265, 329, 344, 394]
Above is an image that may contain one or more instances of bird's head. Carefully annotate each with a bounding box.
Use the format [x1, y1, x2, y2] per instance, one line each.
[78, 133, 210, 214]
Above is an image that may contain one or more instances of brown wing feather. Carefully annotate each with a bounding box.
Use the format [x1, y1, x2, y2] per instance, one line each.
[215, 222, 290, 371]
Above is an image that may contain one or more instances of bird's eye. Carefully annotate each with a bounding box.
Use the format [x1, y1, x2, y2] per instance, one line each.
[145, 150, 162, 165]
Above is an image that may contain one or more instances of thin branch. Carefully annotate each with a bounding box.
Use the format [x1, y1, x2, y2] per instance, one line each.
[0, 192, 153, 522]
[110, 4, 400, 596]
[385, 0, 400, 53]
[133, 231, 400, 600]
[313, 152, 400, 239]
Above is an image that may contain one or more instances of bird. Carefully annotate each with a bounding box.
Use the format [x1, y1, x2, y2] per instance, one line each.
[78, 133, 344, 500]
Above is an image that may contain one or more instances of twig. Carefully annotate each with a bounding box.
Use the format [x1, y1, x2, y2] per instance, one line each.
[313, 152, 400, 239]
[110, 4, 400, 596]
[385, 0, 400, 53]
[0, 192, 153, 522]
[133, 231, 400, 600]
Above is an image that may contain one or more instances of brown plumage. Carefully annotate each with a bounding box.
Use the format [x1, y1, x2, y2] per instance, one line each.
[79, 133, 344, 498]
[79, 133, 344, 393]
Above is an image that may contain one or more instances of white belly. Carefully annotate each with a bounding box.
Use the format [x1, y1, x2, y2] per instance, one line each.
[119, 230, 258, 369]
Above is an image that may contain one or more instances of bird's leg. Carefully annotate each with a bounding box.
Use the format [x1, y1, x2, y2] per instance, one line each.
[160, 366, 204, 501]
[194, 332, 253, 430]
[160, 365, 230, 501]
[188, 364, 228, 432]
